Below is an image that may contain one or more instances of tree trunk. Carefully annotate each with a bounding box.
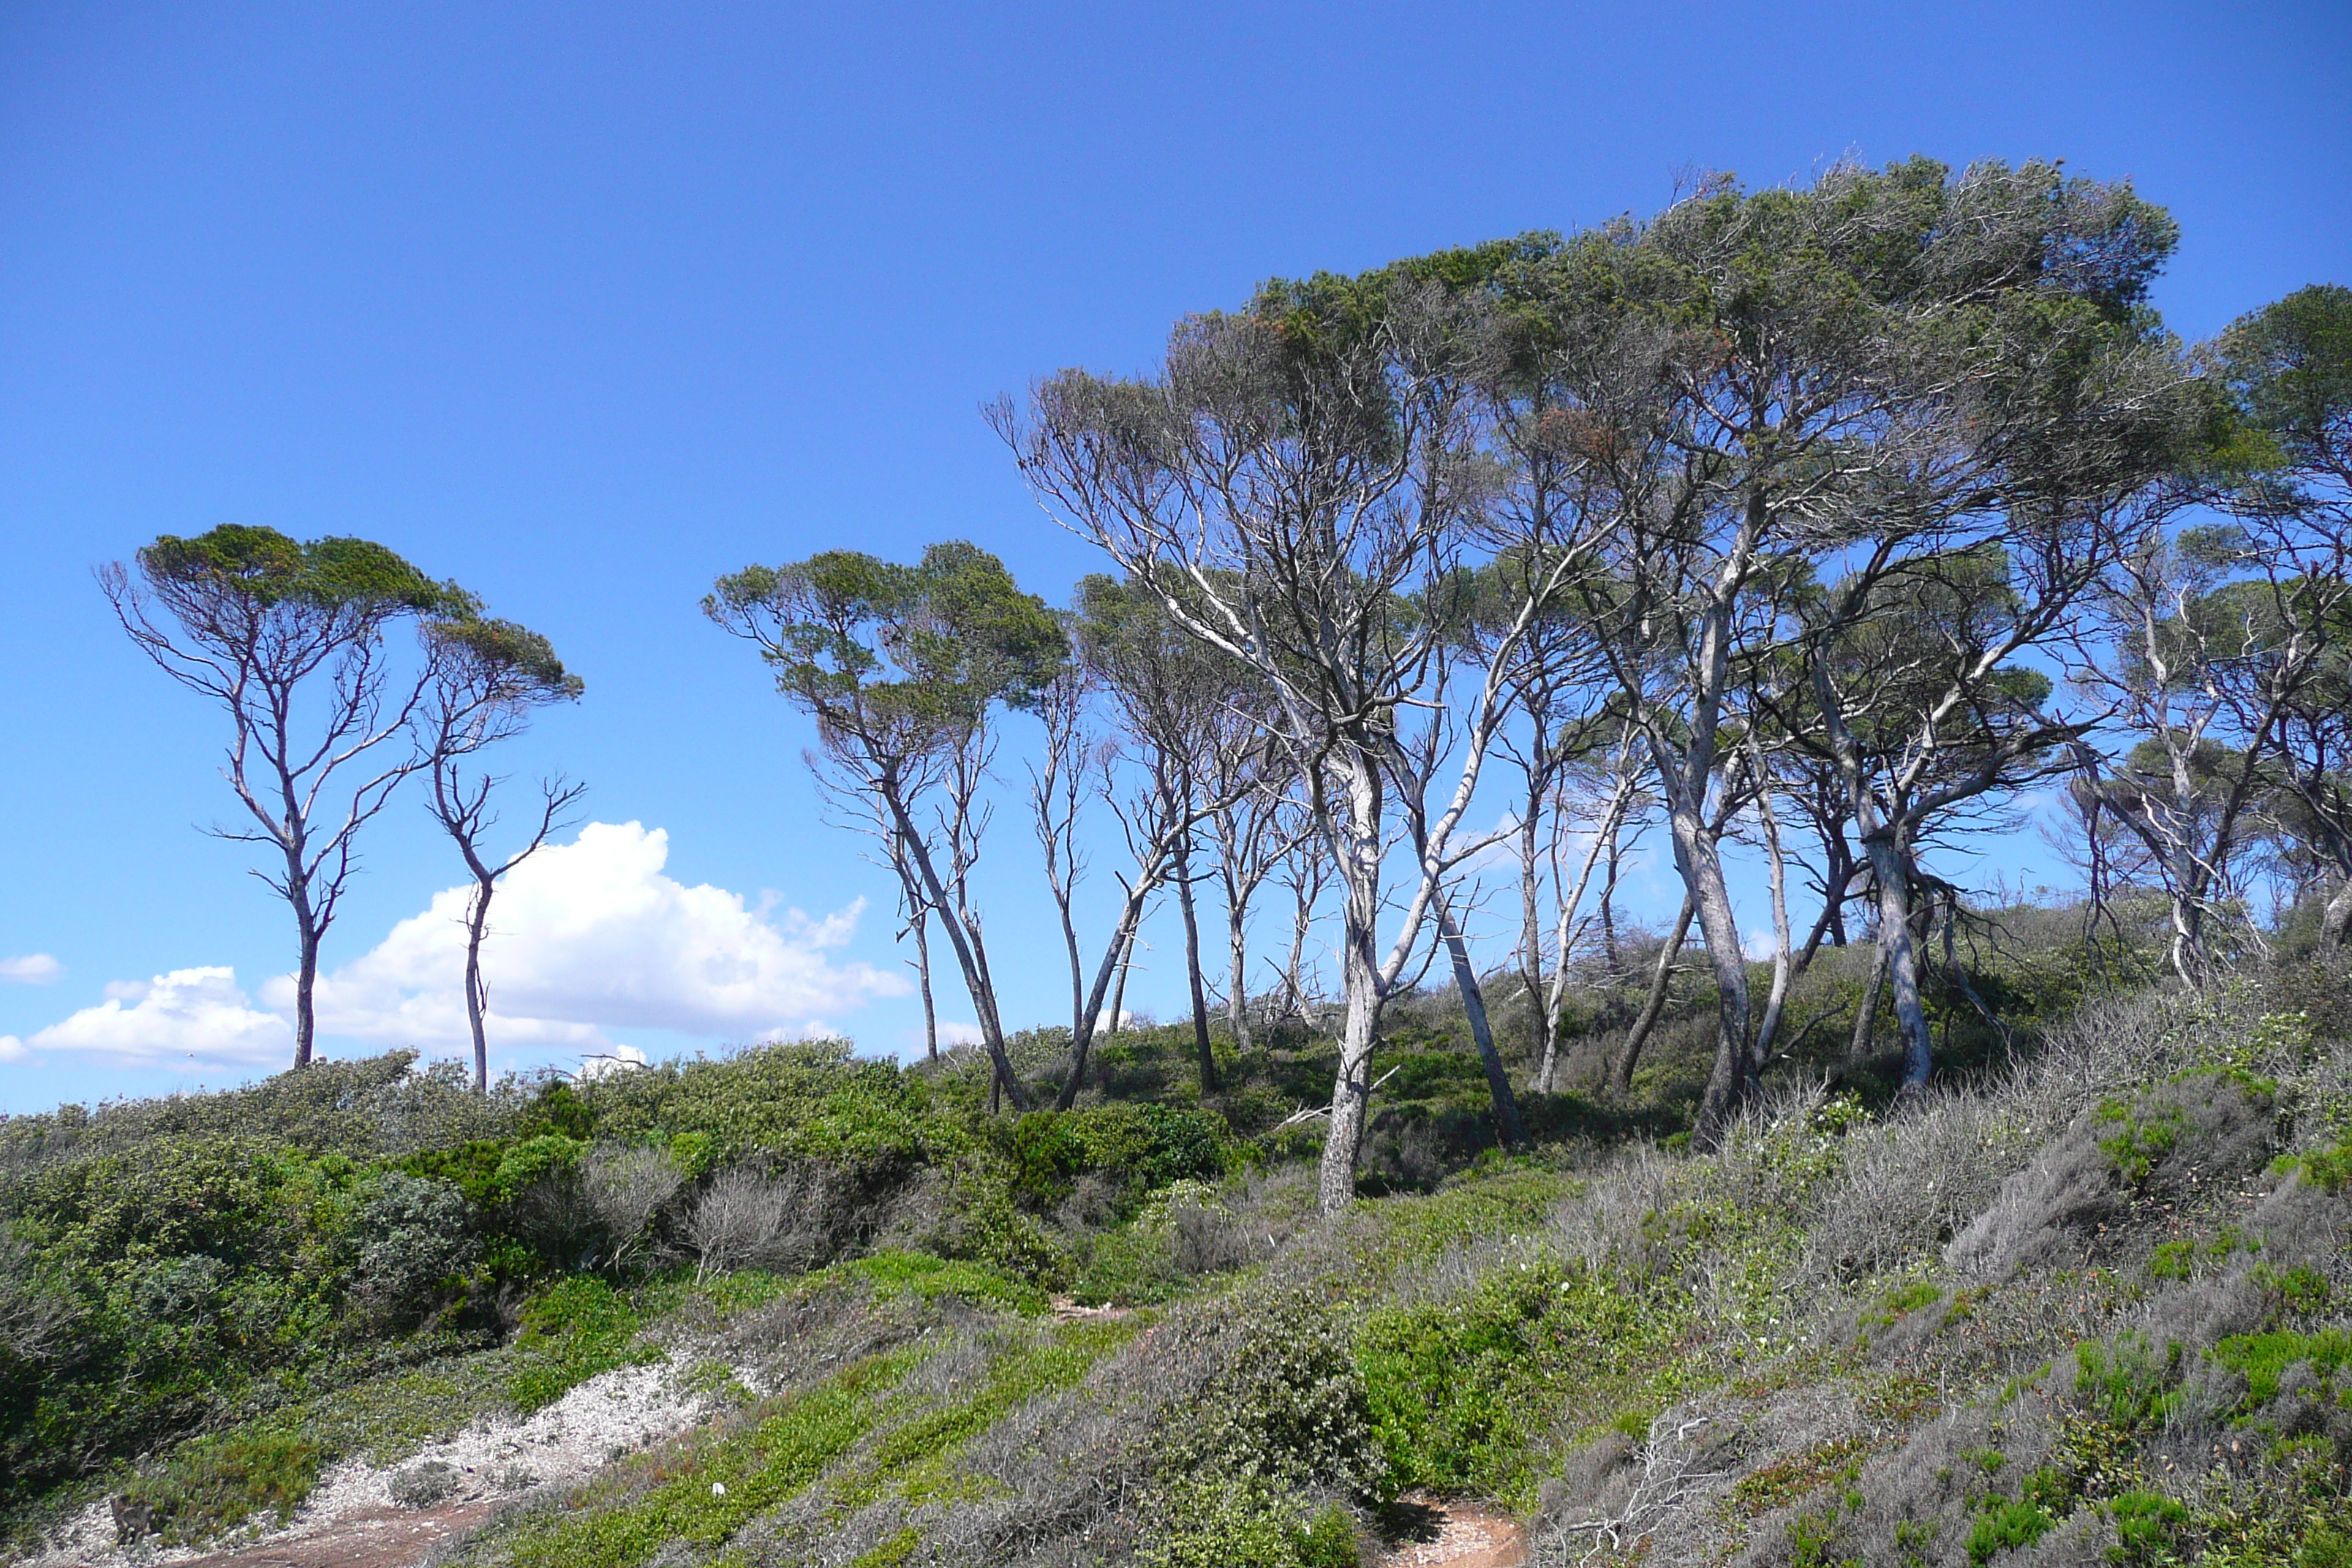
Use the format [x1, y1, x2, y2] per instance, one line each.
[1057, 874, 1165, 1111]
[911, 910, 938, 1060]
[1224, 870, 1254, 1052]
[1108, 928, 1134, 1038]
[1284, 871, 1314, 1021]
[1848, 935, 1888, 1062]
[1535, 780, 1636, 1095]
[1175, 835, 1218, 1093]
[291, 888, 320, 1070]
[1616, 896, 1695, 1093]
[1678, 818, 1755, 1150]
[2326, 880, 2352, 948]
[1861, 829, 1933, 1093]
[882, 785, 1029, 1112]
[1518, 772, 1549, 1091]
[465, 879, 493, 1093]
[1317, 770, 1387, 1215]
[1319, 919, 1382, 1215]
[1750, 777, 1794, 1065]
[1599, 825, 1624, 981]
[1439, 901, 1528, 1147]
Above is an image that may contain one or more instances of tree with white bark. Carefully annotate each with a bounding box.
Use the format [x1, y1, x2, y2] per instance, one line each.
[418, 614, 585, 1093]
[706, 542, 1066, 1112]
[1001, 263, 1598, 1211]
[102, 525, 467, 1069]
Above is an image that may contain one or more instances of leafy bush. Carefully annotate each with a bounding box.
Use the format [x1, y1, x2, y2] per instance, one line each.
[819, 1248, 1051, 1316]
[113, 1427, 324, 1544]
[2074, 1332, 2185, 1431]
[2108, 1489, 2189, 1562]
[350, 1172, 477, 1327]
[507, 1275, 659, 1411]
[2207, 1328, 2352, 1409]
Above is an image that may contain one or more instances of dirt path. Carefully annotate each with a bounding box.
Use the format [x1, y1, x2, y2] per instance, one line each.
[1379, 1495, 1531, 1568]
[165, 1501, 499, 1568]
[23, 1362, 708, 1568]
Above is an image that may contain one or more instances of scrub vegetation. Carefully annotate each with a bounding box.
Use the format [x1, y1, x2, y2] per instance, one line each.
[25, 157, 2352, 1563]
[4, 938, 2351, 1564]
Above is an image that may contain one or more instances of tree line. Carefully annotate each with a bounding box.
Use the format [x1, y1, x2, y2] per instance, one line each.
[108, 158, 2351, 1218]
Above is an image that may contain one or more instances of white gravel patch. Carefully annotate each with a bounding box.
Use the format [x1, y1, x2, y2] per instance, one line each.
[24, 1360, 716, 1567]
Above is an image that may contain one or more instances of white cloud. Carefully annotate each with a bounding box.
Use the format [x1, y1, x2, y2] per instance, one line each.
[284, 821, 904, 1054]
[21, 967, 293, 1066]
[578, 1044, 649, 1081]
[0, 954, 62, 984]
[0, 1036, 23, 1063]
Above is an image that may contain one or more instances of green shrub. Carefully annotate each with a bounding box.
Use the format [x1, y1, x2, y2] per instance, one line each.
[2074, 1333, 2184, 1430]
[984, 1104, 1237, 1213]
[1357, 1259, 1681, 1507]
[1142, 1478, 1360, 1568]
[2207, 1328, 2352, 1409]
[508, 1275, 659, 1411]
[116, 1427, 324, 1543]
[2108, 1490, 2188, 1562]
[2272, 1135, 2352, 1193]
[819, 1250, 1049, 1316]
[2094, 1098, 2187, 1184]
[350, 1173, 477, 1327]
[1968, 1496, 2057, 1565]
[1159, 1288, 1385, 1510]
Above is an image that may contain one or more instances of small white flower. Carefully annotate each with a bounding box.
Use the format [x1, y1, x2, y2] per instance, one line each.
[712, 1482, 727, 1497]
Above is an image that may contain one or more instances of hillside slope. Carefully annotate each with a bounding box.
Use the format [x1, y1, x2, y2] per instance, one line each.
[5, 968, 2351, 1567]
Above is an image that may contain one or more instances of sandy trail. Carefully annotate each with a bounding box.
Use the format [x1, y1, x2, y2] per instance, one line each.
[1379, 1495, 1531, 1568]
[23, 1362, 709, 1568]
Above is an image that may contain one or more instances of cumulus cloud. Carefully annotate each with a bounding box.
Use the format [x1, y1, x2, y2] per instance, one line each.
[284, 821, 903, 1053]
[0, 954, 62, 984]
[18, 968, 292, 1066]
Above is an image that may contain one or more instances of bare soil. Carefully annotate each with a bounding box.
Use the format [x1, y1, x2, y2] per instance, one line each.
[1379, 1494, 1531, 1568]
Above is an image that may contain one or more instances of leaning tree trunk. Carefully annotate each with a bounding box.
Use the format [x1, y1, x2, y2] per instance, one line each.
[1616, 896, 1695, 1093]
[1860, 826, 1933, 1093]
[464, 878, 494, 1093]
[1107, 928, 1134, 1039]
[1175, 834, 1218, 1093]
[883, 789, 1029, 1111]
[2326, 879, 2352, 948]
[1439, 901, 1528, 1147]
[1675, 813, 1754, 1150]
[1316, 769, 1388, 1215]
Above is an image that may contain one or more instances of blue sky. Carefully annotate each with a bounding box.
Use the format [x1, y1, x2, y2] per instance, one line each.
[1, 1, 2345, 1111]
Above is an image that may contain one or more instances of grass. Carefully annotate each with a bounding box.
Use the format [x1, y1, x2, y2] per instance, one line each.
[835, 1316, 1142, 1507]
[2207, 1328, 2352, 1409]
[507, 1275, 666, 1411]
[498, 1343, 935, 1568]
[809, 1249, 1052, 1316]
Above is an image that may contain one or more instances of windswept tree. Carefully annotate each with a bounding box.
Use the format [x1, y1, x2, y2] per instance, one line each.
[1203, 714, 1301, 1054]
[1003, 266, 1595, 1211]
[102, 525, 465, 1068]
[2217, 285, 2352, 946]
[1070, 572, 1255, 1097]
[706, 542, 1065, 1110]
[2077, 513, 2349, 981]
[420, 616, 585, 1092]
[1470, 157, 2190, 1131]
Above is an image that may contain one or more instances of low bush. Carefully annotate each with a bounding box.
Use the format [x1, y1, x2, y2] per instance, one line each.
[113, 1427, 324, 1545]
[506, 1275, 660, 1411]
